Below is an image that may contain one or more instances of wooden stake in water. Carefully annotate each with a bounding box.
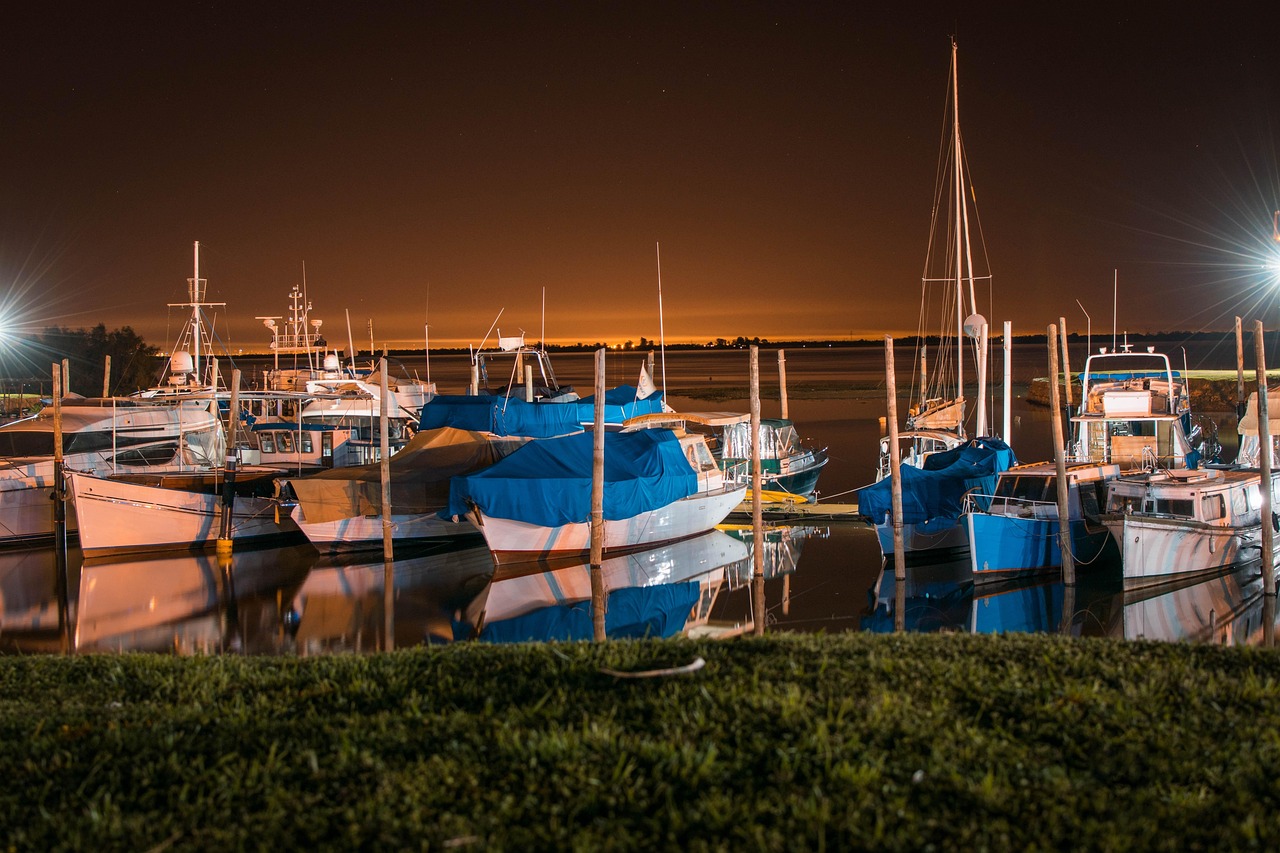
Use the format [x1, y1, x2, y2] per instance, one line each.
[1048, 324, 1076, 585]
[1255, 321, 1275, 597]
[884, 337, 906, 588]
[61, 358, 69, 397]
[777, 348, 789, 421]
[52, 363, 69, 653]
[1059, 316, 1073, 412]
[525, 364, 534, 402]
[975, 322, 989, 436]
[591, 347, 607, 641]
[102, 354, 111, 398]
[1002, 320, 1012, 441]
[216, 369, 242, 555]
[380, 358, 395, 650]
[751, 345, 765, 637]
[1237, 316, 1246, 416]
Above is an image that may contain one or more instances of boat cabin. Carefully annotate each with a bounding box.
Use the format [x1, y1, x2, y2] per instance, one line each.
[1103, 468, 1266, 527]
[1070, 347, 1192, 470]
[973, 461, 1121, 521]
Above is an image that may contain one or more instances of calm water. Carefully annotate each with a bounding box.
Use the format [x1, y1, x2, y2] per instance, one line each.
[2, 342, 1268, 654]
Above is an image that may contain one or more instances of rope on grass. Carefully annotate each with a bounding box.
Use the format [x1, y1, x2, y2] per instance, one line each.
[599, 656, 706, 679]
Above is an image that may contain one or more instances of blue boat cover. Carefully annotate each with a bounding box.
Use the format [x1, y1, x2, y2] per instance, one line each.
[856, 436, 1016, 525]
[419, 385, 665, 438]
[443, 428, 697, 527]
[467, 582, 700, 642]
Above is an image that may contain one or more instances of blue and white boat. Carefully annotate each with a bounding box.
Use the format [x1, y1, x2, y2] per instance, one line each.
[444, 428, 745, 565]
[858, 436, 1016, 563]
[963, 343, 1197, 582]
[965, 460, 1120, 582]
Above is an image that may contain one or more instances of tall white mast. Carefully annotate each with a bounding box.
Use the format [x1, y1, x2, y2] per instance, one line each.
[951, 39, 965, 433]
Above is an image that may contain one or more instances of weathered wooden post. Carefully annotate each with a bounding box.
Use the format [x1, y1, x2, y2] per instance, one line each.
[524, 364, 534, 402]
[1048, 323, 1076, 585]
[976, 322, 989, 436]
[1059, 316, 1073, 413]
[591, 347, 607, 641]
[380, 358, 395, 650]
[216, 369, 242, 555]
[61, 359, 69, 397]
[102, 354, 111, 398]
[1002, 321, 1013, 441]
[884, 337, 906, 589]
[1255, 321, 1275, 596]
[1236, 316, 1246, 417]
[751, 345, 765, 636]
[777, 348, 789, 421]
[52, 363, 69, 653]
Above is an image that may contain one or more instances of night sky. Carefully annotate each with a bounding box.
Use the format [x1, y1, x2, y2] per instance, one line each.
[3, 3, 1279, 352]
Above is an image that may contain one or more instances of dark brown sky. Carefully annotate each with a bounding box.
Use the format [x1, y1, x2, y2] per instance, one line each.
[3, 3, 1279, 351]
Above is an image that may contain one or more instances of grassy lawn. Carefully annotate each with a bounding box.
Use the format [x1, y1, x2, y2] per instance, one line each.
[3, 633, 1279, 850]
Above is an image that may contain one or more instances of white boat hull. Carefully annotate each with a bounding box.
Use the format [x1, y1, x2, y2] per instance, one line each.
[1110, 514, 1264, 589]
[472, 486, 747, 565]
[68, 471, 302, 559]
[291, 503, 480, 554]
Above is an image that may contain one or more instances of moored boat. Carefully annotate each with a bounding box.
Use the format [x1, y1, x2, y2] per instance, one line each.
[965, 460, 1120, 582]
[66, 470, 303, 559]
[1101, 467, 1279, 589]
[444, 428, 746, 564]
[279, 426, 523, 554]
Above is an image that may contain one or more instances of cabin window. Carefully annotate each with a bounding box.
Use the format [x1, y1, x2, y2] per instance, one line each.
[1150, 498, 1194, 517]
[995, 476, 1050, 502]
[111, 443, 179, 467]
[1201, 494, 1225, 521]
[1108, 493, 1143, 513]
[322, 432, 334, 459]
[301, 432, 313, 453]
[278, 431, 295, 453]
[259, 434, 276, 454]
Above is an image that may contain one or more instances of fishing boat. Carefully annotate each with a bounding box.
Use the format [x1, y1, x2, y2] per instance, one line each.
[964, 460, 1121, 582]
[624, 411, 829, 502]
[1101, 467, 1279, 589]
[279, 426, 523, 554]
[962, 343, 1197, 580]
[0, 395, 228, 547]
[444, 427, 746, 564]
[862, 39, 1010, 561]
[243, 363, 434, 472]
[1067, 343, 1195, 469]
[66, 470, 303, 559]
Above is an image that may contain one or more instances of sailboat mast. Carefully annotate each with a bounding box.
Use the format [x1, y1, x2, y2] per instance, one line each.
[192, 241, 203, 384]
[951, 40, 965, 433]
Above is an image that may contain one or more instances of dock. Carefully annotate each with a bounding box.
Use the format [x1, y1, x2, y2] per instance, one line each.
[726, 499, 862, 523]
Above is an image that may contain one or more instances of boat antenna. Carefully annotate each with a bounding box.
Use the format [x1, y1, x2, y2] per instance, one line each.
[424, 283, 431, 384]
[477, 308, 504, 353]
[345, 308, 356, 373]
[1112, 269, 1118, 351]
[656, 241, 668, 398]
[541, 286, 546, 349]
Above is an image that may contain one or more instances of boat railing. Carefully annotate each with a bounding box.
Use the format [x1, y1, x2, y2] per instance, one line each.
[963, 493, 1061, 520]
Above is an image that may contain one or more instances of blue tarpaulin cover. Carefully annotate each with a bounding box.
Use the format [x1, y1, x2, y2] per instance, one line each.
[856, 437, 1016, 525]
[443, 428, 697, 527]
[419, 385, 664, 438]
[467, 582, 701, 642]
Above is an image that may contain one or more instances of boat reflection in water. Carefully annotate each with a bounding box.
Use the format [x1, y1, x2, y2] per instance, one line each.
[288, 540, 496, 652]
[467, 530, 749, 643]
[0, 546, 71, 652]
[76, 545, 314, 653]
[863, 558, 1274, 644]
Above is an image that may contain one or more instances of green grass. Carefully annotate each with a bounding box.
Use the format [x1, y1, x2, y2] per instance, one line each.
[3, 633, 1280, 850]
